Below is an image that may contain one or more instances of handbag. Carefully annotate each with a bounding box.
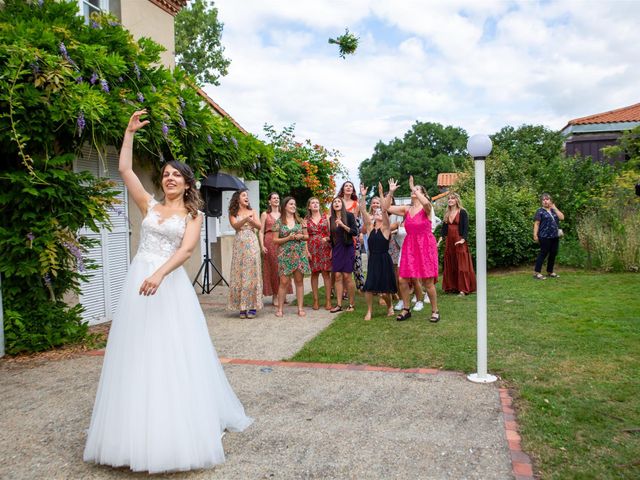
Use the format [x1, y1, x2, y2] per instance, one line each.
[557, 228, 564, 238]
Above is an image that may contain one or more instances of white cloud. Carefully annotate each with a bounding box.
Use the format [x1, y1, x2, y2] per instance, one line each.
[207, 0, 640, 189]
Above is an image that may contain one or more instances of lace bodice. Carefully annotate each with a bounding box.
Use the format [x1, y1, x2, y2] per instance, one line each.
[137, 198, 189, 261]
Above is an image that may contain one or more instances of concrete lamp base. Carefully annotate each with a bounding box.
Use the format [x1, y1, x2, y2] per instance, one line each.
[467, 373, 498, 384]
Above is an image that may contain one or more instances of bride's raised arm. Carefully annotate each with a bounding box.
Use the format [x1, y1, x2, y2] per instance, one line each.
[118, 110, 153, 214]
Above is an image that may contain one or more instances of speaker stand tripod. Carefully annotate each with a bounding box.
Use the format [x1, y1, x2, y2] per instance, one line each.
[193, 214, 228, 293]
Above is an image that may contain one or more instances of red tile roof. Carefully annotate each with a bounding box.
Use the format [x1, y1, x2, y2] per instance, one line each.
[148, 0, 187, 16]
[196, 87, 248, 135]
[437, 173, 459, 187]
[567, 102, 640, 125]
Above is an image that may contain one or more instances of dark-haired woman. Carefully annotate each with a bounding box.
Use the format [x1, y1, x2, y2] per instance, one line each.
[259, 192, 291, 307]
[329, 196, 359, 312]
[338, 181, 365, 290]
[533, 193, 564, 279]
[272, 196, 311, 317]
[228, 189, 263, 318]
[84, 111, 252, 474]
[438, 193, 476, 296]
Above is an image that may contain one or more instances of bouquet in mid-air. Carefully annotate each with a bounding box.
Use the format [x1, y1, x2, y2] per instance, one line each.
[328, 28, 359, 59]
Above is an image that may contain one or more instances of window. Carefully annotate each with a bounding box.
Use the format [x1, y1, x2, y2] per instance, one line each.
[78, 0, 108, 22]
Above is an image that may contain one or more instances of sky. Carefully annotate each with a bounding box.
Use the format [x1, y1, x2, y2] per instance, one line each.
[203, 0, 640, 187]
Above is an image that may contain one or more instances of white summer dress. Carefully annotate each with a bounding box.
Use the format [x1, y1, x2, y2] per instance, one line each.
[84, 198, 252, 473]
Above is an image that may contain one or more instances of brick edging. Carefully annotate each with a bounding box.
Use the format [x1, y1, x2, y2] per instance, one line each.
[500, 388, 535, 479]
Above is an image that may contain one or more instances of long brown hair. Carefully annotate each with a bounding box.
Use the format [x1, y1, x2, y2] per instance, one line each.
[228, 189, 250, 217]
[266, 192, 280, 213]
[330, 196, 348, 232]
[338, 181, 358, 201]
[160, 161, 203, 218]
[305, 197, 325, 219]
[280, 196, 303, 224]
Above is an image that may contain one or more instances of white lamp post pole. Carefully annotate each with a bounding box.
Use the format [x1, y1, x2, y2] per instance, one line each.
[466, 134, 497, 384]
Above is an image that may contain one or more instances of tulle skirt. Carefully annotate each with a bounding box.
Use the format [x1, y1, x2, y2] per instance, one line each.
[83, 252, 253, 473]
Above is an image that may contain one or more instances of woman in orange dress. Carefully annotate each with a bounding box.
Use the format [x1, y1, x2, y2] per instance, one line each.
[438, 193, 476, 296]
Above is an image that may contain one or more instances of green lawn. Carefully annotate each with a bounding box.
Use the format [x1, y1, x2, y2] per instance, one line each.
[292, 271, 640, 480]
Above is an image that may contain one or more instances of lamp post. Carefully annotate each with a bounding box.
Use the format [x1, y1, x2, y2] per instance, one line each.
[466, 134, 497, 384]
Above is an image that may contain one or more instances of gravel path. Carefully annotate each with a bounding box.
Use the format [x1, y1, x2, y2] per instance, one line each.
[0, 284, 513, 479]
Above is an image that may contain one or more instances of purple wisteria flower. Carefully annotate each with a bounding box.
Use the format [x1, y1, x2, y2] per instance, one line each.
[162, 123, 169, 137]
[59, 42, 77, 68]
[221, 135, 228, 143]
[178, 117, 186, 129]
[77, 111, 86, 137]
[75, 76, 83, 84]
[118, 76, 124, 83]
[137, 92, 145, 103]
[38, 0, 44, 7]
[179, 97, 185, 109]
[26, 232, 35, 241]
[43, 273, 52, 287]
[231, 136, 238, 148]
[134, 62, 141, 80]
[30, 62, 40, 74]
[89, 72, 98, 84]
[207, 134, 213, 144]
[90, 20, 100, 29]
[100, 79, 110, 93]
[108, 21, 119, 27]
[63, 241, 86, 272]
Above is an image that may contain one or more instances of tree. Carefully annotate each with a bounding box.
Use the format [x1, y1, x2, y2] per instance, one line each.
[359, 121, 469, 196]
[175, 0, 230, 86]
[0, 0, 268, 353]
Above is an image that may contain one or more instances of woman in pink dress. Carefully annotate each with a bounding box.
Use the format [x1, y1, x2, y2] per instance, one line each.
[259, 192, 291, 308]
[305, 197, 332, 310]
[384, 176, 439, 322]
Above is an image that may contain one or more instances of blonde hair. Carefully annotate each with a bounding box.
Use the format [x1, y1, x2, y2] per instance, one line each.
[443, 192, 463, 223]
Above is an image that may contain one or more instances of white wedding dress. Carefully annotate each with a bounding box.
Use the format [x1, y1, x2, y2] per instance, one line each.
[84, 198, 252, 473]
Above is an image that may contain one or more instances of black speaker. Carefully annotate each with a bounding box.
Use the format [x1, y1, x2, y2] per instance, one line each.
[201, 188, 223, 217]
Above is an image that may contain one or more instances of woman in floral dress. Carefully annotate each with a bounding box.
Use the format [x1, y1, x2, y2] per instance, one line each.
[305, 197, 332, 310]
[272, 196, 311, 317]
[259, 192, 291, 308]
[227, 189, 263, 318]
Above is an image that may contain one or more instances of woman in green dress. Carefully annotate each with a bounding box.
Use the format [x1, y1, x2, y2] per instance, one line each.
[272, 196, 311, 317]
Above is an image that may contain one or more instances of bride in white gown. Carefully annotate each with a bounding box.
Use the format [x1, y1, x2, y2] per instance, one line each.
[84, 110, 252, 473]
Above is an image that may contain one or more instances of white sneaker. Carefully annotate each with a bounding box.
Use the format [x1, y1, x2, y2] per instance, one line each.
[423, 295, 431, 304]
[414, 301, 424, 311]
[411, 295, 417, 303]
[394, 300, 404, 311]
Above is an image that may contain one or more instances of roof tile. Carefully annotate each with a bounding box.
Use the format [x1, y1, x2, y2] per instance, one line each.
[568, 102, 640, 125]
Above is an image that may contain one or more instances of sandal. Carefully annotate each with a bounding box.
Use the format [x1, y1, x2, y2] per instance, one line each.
[396, 308, 412, 321]
[247, 309, 257, 319]
[330, 305, 343, 313]
[548, 273, 559, 278]
[533, 273, 546, 280]
[345, 304, 355, 312]
[239, 311, 247, 319]
[429, 311, 440, 323]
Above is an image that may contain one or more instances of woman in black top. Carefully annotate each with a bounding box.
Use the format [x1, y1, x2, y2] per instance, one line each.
[533, 193, 565, 279]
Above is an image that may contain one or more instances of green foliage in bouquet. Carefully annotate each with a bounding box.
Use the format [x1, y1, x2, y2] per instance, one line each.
[328, 28, 359, 59]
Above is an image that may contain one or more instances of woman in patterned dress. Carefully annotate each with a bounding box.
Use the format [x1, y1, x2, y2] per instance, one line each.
[384, 176, 439, 322]
[272, 197, 311, 317]
[305, 197, 332, 310]
[228, 189, 263, 318]
[259, 192, 292, 307]
[338, 181, 365, 291]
